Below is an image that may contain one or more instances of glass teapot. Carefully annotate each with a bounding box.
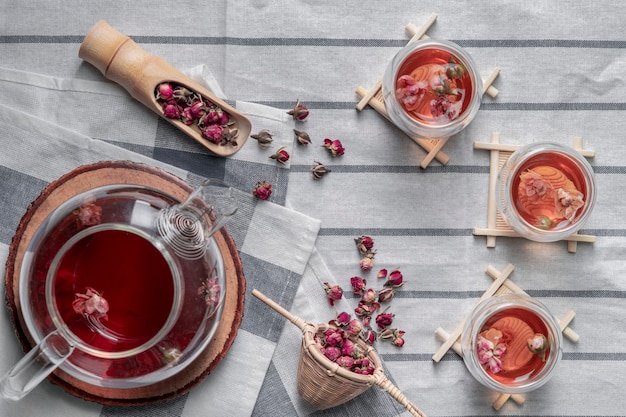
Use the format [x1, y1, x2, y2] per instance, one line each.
[0, 179, 238, 400]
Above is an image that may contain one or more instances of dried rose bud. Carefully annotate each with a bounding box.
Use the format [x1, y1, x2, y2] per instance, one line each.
[334, 311, 351, 327]
[324, 328, 345, 347]
[350, 276, 367, 295]
[361, 329, 377, 344]
[287, 99, 309, 121]
[360, 288, 378, 305]
[360, 254, 375, 271]
[251, 129, 274, 147]
[341, 339, 356, 356]
[381, 329, 405, 347]
[527, 333, 549, 361]
[355, 235, 374, 255]
[156, 83, 174, 101]
[162, 100, 183, 119]
[323, 346, 341, 362]
[201, 124, 224, 144]
[323, 282, 343, 306]
[72, 287, 109, 321]
[392, 331, 406, 347]
[310, 161, 331, 180]
[384, 269, 404, 288]
[294, 129, 312, 145]
[335, 355, 355, 369]
[375, 312, 395, 330]
[346, 319, 363, 337]
[377, 288, 395, 303]
[253, 181, 272, 200]
[322, 138, 345, 156]
[269, 146, 290, 165]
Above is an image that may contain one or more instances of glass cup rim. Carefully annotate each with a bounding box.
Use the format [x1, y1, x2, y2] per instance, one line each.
[381, 38, 483, 138]
[497, 141, 597, 242]
[44, 223, 183, 359]
[461, 293, 563, 393]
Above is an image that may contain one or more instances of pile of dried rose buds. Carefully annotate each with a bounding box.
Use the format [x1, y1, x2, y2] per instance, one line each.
[315, 325, 376, 375]
[321, 235, 407, 357]
[155, 82, 239, 146]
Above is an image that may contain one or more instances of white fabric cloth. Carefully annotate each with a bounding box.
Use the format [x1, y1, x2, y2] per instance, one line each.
[2, 1, 626, 416]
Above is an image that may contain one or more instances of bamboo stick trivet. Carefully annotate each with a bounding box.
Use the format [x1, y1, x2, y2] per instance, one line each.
[432, 263, 578, 410]
[355, 13, 500, 168]
[251, 289, 427, 417]
[472, 133, 596, 253]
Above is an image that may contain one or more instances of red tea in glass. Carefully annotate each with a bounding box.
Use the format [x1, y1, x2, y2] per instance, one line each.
[511, 151, 589, 231]
[52, 228, 176, 353]
[478, 307, 550, 385]
[395, 47, 475, 125]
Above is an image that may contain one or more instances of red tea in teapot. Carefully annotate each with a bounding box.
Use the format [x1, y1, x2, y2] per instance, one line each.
[52, 228, 177, 353]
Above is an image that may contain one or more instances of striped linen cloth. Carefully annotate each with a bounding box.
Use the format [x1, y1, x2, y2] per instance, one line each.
[2, 1, 626, 416]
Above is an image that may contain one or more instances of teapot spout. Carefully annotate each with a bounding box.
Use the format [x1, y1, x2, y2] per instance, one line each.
[0, 330, 74, 401]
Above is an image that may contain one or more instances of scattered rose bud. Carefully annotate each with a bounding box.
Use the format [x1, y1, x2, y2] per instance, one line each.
[253, 181, 272, 200]
[334, 311, 351, 327]
[323, 282, 343, 306]
[360, 288, 378, 305]
[355, 235, 374, 255]
[375, 311, 395, 330]
[350, 276, 367, 295]
[392, 331, 406, 347]
[361, 329, 377, 345]
[322, 138, 345, 156]
[384, 269, 404, 288]
[251, 129, 274, 147]
[346, 319, 363, 337]
[377, 288, 395, 303]
[293, 129, 312, 145]
[269, 146, 290, 165]
[310, 161, 331, 180]
[359, 253, 375, 271]
[287, 99, 309, 121]
[380, 328, 405, 347]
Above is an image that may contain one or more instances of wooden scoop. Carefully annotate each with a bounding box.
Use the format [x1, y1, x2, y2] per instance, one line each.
[78, 20, 251, 157]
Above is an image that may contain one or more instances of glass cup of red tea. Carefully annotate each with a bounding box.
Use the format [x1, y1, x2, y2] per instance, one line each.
[497, 142, 596, 242]
[382, 38, 483, 139]
[461, 293, 563, 394]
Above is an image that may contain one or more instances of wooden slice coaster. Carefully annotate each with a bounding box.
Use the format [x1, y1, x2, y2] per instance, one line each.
[4, 160, 245, 406]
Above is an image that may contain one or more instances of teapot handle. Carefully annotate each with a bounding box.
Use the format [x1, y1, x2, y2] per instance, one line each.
[0, 330, 74, 401]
